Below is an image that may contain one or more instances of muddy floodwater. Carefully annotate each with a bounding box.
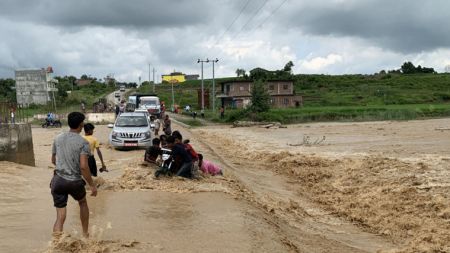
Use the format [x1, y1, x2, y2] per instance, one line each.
[0, 162, 286, 252]
[1, 116, 450, 252]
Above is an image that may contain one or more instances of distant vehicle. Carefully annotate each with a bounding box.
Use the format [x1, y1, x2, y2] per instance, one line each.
[134, 108, 155, 131]
[128, 93, 162, 118]
[42, 119, 62, 128]
[108, 112, 152, 149]
[114, 92, 120, 98]
[134, 108, 151, 122]
[139, 96, 161, 118]
[120, 85, 125, 92]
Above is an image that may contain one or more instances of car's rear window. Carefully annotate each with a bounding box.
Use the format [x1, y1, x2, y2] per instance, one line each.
[115, 116, 148, 127]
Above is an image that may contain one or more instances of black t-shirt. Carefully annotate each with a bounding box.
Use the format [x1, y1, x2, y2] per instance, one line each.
[145, 146, 162, 162]
[171, 143, 192, 163]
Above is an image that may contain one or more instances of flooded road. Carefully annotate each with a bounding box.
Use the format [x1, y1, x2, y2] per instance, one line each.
[1, 126, 291, 253]
[2, 117, 449, 252]
[0, 163, 53, 252]
[80, 191, 287, 252]
[0, 161, 288, 253]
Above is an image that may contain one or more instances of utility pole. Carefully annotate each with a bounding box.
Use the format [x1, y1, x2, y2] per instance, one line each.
[52, 88, 57, 113]
[170, 79, 176, 112]
[152, 67, 156, 93]
[197, 58, 210, 110]
[148, 63, 155, 87]
[211, 58, 219, 113]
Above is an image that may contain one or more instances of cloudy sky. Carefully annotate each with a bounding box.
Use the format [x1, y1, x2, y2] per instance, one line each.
[1, 0, 449, 82]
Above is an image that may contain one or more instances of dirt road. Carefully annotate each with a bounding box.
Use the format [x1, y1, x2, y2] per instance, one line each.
[1, 117, 449, 252]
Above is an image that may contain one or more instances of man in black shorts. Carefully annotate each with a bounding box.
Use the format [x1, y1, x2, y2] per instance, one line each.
[50, 112, 97, 237]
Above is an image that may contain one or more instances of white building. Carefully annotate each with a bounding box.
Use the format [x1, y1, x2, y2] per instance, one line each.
[15, 67, 58, 106]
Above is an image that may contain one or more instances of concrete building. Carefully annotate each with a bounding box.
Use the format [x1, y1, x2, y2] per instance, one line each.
[185, 74, 199, 80]
[15, 67, 58, 106]
[218, 80, 303, 109]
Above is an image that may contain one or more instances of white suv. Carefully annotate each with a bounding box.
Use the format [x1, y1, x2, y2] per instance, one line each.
[109, 112, 152, 149]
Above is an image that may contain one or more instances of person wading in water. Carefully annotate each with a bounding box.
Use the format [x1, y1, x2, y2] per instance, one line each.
[50, 112, 97, 238]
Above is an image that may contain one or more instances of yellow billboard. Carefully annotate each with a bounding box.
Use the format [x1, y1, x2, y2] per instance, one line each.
[162, 72, 186, 83]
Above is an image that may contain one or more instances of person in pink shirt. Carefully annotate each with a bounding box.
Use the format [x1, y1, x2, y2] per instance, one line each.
[198, 154, 223, 176]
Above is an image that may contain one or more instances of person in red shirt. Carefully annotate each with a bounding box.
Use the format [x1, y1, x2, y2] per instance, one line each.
[183, 139, 199, 161]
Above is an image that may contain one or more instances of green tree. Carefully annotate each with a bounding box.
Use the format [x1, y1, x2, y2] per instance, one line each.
[249, 68, 268, 80]
[283, 61, 294, 72]
[236, 68, 246, 77]
[401, 61, 435, 74]
[0, 78, 16, 102]
[250, 80, 271, 113]
[55, 82, 71, 104]
[421, 67, 436, 73]
[401, 61, 416, 74]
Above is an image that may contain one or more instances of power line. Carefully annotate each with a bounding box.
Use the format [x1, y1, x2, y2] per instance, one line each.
[206, 0, 287, 59]
[213, 0, 252, 46]
[231, 0, 270, 40]
[251, 0, 289, 31]
[208, 0, 269, 59]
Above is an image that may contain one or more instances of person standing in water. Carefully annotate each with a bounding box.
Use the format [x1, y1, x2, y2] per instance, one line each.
[163, 114, 172, 135]
[50, 112, 97, 237]
[83, 123, 107, 177]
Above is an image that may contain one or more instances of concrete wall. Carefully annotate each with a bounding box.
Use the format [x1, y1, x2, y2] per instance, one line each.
[87, 113, 116, 123]
[34, 113, 115, 124]
[34, 113, 66, 120]
[0, 123, 35, 166]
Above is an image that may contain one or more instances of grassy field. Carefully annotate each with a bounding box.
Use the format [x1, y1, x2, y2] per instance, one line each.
[295, 73, 450, 106]
[256, 104, 450, 123]
[135, 73, 450, 123]
[139, 73, 450, 105]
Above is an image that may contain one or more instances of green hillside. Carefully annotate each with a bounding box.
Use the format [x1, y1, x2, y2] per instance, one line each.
[137, 73, 450, 123]
[294, 73, 450, 106]
[138, 73, 450, 107]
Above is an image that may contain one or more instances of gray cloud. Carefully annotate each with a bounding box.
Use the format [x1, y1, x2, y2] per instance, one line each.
[1, 0, 450, 79]
[283, 0, 450, 53]
[0, 0, 214, 28]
